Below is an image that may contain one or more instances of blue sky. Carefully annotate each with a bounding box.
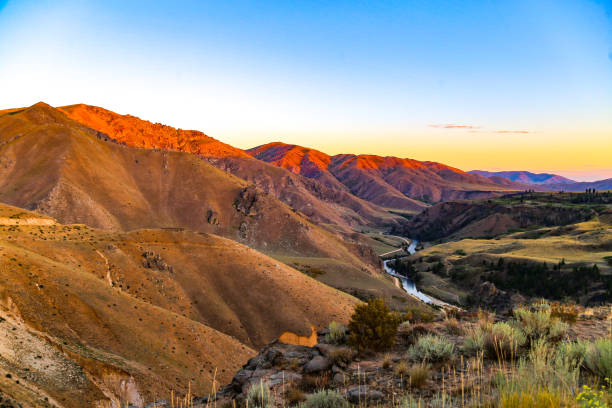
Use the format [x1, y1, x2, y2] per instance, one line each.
[0, 0, 611, 180]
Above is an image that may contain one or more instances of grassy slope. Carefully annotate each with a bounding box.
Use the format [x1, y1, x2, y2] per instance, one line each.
[411, 217, 612, 305]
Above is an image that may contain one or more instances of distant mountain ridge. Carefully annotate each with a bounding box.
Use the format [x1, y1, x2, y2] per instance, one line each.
[248, 142, 523, 208]
[469, 170, 575, 185]
[57, 104, 409, 231]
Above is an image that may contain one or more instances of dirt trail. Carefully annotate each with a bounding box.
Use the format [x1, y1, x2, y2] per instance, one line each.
[95, 249, 114, 288]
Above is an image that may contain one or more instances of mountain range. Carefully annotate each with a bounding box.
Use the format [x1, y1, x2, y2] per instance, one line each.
[469, 170, 575, 185]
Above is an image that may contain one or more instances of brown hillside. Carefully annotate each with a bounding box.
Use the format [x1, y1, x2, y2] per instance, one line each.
[0, 103, 412, 309]
[248, 142, 521, 209]
[0, 203, 358, 406]
[58, 104, 407, 231]
[0, 103, 375, 267]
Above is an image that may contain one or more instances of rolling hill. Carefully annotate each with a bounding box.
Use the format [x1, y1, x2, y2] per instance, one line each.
[57, 104, 407, 232]
[399, 191, 611, 242]
[548, 178, 612, 192]
[397, 214, 612, 309]
[0, 202, 360, 406]
[248, 142, 521, 209]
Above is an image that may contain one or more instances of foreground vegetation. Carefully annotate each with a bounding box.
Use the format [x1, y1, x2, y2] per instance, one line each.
[193, 299, 612, 408]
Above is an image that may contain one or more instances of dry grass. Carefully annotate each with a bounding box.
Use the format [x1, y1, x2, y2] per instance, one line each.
[444, 317, 465, 335]
[285, 385, 306, 404]
[407, 364, 430, 389]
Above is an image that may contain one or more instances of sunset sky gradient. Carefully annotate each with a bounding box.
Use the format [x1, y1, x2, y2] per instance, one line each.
[1, 0, 611, 180]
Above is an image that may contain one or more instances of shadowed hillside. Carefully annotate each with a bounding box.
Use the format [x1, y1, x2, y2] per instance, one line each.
[0, 203, 358, 406]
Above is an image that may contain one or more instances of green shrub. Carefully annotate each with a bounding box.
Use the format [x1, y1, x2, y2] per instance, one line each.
[483, 322, 526, 360]
[246, 380, 274, 408]
[513, 307, 568, 343]
[528, 339, 581, 392]
[348, 298, 400, 352]
[408, 334, 455, 363]
[556, 340, 587, 369]
[584, 338, 612, 379]
[399, 396, 422, 408]
[325, 321, 347, 345]
[304, 390, 348, 408]
[461, 326, 486, 355]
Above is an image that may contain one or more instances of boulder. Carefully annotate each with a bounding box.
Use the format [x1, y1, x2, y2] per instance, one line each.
[304, 356, 331, 373]
[333, 372, 347, 384]
[346, 385, 383, 403]
[268, 371, 302, 386]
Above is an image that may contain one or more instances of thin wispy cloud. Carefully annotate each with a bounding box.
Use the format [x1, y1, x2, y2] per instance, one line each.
[429, 124, 481, 129]
[430, 124, 532, 134]
[494, 130, 532, 134]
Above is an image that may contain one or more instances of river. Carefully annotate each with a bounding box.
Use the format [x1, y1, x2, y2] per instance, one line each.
[382, 239, 453, 308]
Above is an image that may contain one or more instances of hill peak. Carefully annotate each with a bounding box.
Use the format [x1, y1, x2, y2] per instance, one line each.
[58, 103, 250, 159]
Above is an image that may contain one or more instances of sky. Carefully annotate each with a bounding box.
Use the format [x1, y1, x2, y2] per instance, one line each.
[0, 0, 611, 181]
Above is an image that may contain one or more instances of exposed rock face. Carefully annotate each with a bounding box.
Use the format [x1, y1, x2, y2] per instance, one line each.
[206, 209, 219, 225]
[234, 186, 260, 216]
[141, 251, 174, 273]
[303, 355, 331, 373]
[223, 341, 318, 394]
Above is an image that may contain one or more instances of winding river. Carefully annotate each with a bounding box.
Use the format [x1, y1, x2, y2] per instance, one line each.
[382, 239, 453, 308]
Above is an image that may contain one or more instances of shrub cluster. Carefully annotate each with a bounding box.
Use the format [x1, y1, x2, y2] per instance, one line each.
[325, 321, 347, 345]
[513, 307, 569, 344]
[408, 334, 454, 363]
[584, 338, 612, 379]
[463, 321, 526, 360]
[304, 390, 348, 408]
[348, 298, 400, 352]
[246, 381, 274, 408]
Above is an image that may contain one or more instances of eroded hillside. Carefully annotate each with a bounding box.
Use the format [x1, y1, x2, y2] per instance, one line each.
[0, 203, 359, 406]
